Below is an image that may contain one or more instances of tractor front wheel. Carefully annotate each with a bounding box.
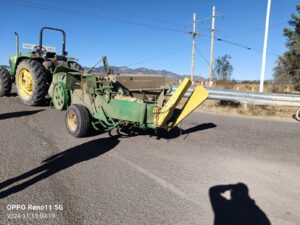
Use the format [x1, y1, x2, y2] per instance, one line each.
[16, 59, 48, 105]
[65, 104, 91, 137]
[0, 67, 12, 97]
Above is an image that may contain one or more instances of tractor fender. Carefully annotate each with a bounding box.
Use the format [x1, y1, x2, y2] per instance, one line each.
[12, 56, 44, 75]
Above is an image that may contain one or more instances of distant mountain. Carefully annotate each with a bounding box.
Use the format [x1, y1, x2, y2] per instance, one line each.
[90, 66, 205, 80]
[1, 64, 205, 81]
[90, 66, 182, 79]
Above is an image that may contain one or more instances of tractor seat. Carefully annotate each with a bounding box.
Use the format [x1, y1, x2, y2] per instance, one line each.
[54, 55, 67, 61]
[45, 52, 56, 58]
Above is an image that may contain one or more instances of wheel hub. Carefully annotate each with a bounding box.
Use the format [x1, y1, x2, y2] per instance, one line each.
[67, 111, 77, 132]
[18, 68, 33, 97]
[52, 82, 68, 111]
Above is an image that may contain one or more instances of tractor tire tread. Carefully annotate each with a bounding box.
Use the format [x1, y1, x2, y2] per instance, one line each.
[0, 67, 12, 97]
[66, 104, 91, 137]
[16, 59, 48, 105]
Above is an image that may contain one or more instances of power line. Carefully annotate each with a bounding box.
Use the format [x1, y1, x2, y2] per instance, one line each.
[0, 0, 187, 34]
[249, 46, 280, 57]
[215, 37, 281, 56]
[195, 45, 210, 65]
[196, 13, 224, 24]
[216, 38, 252, 50]
[217, 35, 264, 50]
[197, 36, 281, 57]
[220, 34, 283, 56]
[220, 22, 286, 39]
[65, 0, 187, 28]
[214, 22, 287, 52]
[0, 0, 194, 71]
[1, 0, 286, 73]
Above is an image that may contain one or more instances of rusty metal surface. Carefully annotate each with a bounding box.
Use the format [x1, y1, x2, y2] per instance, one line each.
[115, 75, 165, 90]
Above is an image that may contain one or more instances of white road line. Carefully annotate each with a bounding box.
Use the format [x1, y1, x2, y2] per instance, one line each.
[113, 153, 203, 208]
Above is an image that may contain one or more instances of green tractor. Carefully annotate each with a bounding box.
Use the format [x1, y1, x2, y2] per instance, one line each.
[48, 58, 209, 137]
[0, 27, 82, 105]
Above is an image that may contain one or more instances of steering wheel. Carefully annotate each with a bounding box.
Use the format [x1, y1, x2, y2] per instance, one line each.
[34, 46, 47, 55]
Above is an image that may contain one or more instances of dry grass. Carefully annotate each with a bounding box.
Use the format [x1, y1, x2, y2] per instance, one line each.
[211, 82, 298, 93]
[169, 79, 299, 93]
[196, 99, 298, 120]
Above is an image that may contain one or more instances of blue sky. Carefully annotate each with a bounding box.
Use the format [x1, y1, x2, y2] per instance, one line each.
[0, 0, 298, 80]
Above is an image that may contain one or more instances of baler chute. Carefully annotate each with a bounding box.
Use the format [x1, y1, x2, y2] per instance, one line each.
[155, 78, 208, 130]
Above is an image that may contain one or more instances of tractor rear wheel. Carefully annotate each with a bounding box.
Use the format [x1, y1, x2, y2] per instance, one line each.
[16, 59, 48, 105]
[65, 104, 91, 137]
[0, 67, 12, 97]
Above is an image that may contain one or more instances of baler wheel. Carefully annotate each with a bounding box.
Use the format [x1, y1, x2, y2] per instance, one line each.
[66, 104, 91, 137]
[52, 82, 69, 111]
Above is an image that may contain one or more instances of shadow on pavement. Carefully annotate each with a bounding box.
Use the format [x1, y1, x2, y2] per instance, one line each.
[181, 123, 217, 134]
[131, 122, 217, 140]
[209, 183, 271, 225]
[0, 110, 45, 121]
[0, 122, 216, 198]
[0, 136, 120, 199]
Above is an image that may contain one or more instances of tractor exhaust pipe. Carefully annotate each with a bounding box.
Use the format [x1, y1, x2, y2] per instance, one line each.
[14, 32, 19, 55]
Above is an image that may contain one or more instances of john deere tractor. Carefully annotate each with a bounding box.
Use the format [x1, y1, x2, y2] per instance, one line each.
[0, 27, 81, 105]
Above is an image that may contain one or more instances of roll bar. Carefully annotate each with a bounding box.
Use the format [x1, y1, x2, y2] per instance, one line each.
[39, 26, 67, 56]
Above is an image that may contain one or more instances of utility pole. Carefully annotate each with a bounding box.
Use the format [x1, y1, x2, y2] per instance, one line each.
[209, 6, 216, 87]
[259, 0, 272, 92]
[190, 13, 198, 83]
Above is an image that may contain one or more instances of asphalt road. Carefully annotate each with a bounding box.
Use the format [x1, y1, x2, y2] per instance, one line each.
[0, 93, 299, 225]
